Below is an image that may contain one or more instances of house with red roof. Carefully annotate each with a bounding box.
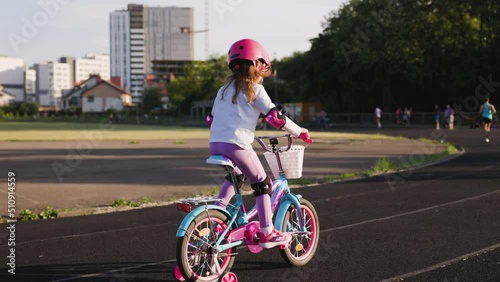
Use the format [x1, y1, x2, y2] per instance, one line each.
[62, 75, 132, 112]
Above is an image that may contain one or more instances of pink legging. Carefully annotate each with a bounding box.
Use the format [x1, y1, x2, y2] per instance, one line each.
[210, 142, 273, 229]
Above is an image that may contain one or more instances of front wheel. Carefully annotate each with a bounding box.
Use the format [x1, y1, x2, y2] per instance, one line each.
[176, 210, 236, 281]
[279, 198, 320, 266]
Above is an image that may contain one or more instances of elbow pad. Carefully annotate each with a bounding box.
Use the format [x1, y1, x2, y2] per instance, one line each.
[264, 108, 302, 137]
[206, 114, 213, 127]
[265, 108, 285, 129]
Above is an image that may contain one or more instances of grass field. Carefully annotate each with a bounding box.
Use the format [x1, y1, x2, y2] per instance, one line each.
[0, 121, 403, 141]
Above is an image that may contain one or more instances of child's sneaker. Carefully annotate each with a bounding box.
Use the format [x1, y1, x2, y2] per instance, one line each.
[486, 138, 490, 143]
[259, 229, 291, 248]
[213, 224, 225, 237]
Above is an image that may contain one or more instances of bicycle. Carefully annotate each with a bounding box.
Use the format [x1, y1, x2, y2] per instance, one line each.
[173, 134, 320, 282]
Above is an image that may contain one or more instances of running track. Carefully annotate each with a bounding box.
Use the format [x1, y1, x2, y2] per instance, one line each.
[1, 128, 499, 282]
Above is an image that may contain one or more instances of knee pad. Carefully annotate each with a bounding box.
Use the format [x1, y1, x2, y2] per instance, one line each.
[250, 176, 272, 197]
[226, 173, 246, 188]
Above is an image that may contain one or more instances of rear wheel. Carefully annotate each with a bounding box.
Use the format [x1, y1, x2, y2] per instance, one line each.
[176, 210, 236, 281]
[279, 198, 320, 266]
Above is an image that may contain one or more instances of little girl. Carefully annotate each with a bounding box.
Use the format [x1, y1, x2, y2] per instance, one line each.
[207, 39, 312, 248]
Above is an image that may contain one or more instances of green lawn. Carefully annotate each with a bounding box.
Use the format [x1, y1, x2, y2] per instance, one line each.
[0, 121, 403, 141]
[0, 121, 210, 141]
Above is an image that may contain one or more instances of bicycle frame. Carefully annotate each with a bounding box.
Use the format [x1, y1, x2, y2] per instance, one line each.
[175, 134, 308, 253]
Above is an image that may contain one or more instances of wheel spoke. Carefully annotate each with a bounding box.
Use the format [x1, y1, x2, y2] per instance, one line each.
[279, 200, 319, 267]
[178, 211, 236, 280]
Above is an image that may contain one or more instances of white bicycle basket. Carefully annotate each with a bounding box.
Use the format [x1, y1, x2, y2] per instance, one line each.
[264, 145, 305, 179]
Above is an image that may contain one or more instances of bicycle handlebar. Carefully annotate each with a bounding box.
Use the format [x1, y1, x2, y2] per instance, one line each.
[254, 134, 293, 153]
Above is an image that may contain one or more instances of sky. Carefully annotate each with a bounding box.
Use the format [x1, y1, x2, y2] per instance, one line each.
[0, 0, 348, 66]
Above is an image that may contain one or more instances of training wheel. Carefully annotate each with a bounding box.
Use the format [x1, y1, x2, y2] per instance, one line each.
[172, 264, 185, 281]
[218, 272, 238, 282]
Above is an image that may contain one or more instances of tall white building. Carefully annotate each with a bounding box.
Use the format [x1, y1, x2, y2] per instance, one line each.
[25, 68, 36, 103]
[128, 4, 145, 100]
[110, 4, 193, 102]
[34, 62, 51, 106]
[50, 62, 71, 106]
[110, 10, 131, 91]
[75, 54, 111, 83]
[0, 56, 25, 102]
[129, 27, 145, 98]
[34, 61, 71, 107]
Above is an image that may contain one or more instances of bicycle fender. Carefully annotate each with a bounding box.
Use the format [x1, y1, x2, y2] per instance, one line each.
[274, 194, 302, 229]
[175, 205, 231, 237]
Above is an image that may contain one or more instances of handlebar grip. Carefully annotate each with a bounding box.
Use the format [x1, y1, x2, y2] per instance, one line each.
[297, 131, 313, 144]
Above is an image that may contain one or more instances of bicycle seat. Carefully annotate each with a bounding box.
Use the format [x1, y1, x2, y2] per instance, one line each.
[206, 155, 235, 168]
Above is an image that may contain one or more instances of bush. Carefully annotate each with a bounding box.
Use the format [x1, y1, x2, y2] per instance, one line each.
[18, 209, 39, 220]
[38, 207, 59, 219]
[18, 207, 60, 221]
[19, 102, 39, 116]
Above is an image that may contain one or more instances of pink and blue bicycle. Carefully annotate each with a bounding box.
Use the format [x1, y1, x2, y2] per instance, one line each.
[173, 134, 320, 282]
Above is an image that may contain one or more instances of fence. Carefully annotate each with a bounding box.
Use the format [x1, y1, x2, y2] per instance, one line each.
[304, 111, 484, 128]
[2, 110, 486, 129]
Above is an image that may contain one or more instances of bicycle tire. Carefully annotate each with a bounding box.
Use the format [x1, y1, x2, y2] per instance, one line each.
[279, 198, 320, 266]
[176, 210, 237, 282]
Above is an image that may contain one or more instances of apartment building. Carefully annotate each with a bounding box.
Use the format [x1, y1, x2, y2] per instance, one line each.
[50, 62, 71, 108]
[60, 54, 110, 86]
[33, 61, 71, 108]
[143, 6, 194, 73]
[75, 54, 111, 83]
[110, 4, 193, 103]
[0, 56, 25, 102]
[33, 62, 50, 106]
[24, 68, 36, 103]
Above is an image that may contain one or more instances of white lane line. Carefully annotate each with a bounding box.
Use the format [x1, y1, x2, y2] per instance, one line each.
[0, 222, 170, 247]
[5, 189, 498, 249]
[42, 189, 500, 282]
[48, 259, 175, 282]
[5, 156, 498, 248]
[0, 188, 41, 205]
[312, 160, 500, 204]
[379, 242, 500, 282]
[320, 189, 500, 232]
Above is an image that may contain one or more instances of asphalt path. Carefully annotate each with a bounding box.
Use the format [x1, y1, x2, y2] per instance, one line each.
[1, 127, 499, 282]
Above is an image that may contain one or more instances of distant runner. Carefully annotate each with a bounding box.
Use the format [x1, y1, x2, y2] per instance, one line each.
[479, 97, 497, 143]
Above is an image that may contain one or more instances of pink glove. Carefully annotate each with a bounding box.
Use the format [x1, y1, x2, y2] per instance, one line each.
[206, 114, 213, 127]
[297, 129, 313, 144]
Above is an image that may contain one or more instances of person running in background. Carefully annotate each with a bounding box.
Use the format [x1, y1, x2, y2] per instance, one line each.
[395, 107, 402, 125]
[403, 107, 412, 126]
[479, 97, 497, 143]
[445, 105, 454, 130]
[434, 105, 441, 130]
[375, 107, 383, 128]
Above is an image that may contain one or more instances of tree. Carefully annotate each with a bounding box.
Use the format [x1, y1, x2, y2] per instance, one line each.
[168, 56, 230, 114]
[19, 102, 39, 116]
[142, 88, 162, 114]
[276, 0, 500, 113]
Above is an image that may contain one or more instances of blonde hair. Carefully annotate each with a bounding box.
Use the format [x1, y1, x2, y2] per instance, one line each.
[221, 61, 264, 104]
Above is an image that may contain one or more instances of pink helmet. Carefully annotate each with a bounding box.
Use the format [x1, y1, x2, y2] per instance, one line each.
[227, 39, 271, 71]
